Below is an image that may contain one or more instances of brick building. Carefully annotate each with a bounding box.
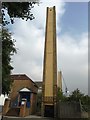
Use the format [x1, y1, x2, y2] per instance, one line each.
[3, 74, 38, 117]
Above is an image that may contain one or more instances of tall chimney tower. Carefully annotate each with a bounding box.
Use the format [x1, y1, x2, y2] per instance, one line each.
[42, 6, 57, 117]
[57, 71, 62, 91]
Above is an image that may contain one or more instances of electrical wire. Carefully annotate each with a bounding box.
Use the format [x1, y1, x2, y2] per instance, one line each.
[62, 74, 69, 96]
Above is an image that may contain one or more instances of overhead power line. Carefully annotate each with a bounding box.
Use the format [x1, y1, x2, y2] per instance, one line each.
[62, 74, 69, 96]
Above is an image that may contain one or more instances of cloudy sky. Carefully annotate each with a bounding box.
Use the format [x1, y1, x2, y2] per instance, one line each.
[7, 1, 88, 95]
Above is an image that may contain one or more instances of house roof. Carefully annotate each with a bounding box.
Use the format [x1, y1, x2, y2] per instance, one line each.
[11, 74, 38, 88]
[19, 88, 31, 92]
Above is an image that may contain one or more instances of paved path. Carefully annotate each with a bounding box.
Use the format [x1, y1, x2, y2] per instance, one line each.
[2, 116, 89, 120]
[2, 115, 53, 120]
[2, 115, 88, 120]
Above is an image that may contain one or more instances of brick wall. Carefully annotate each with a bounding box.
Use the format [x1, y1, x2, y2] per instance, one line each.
[8, 75, 38, 115]
[10, 79, 38, 101]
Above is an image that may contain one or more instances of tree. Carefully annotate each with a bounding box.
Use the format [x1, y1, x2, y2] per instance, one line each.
[82, 95, 90, 105]
[2, 27, 16, 94]
[2, 2, 39, 26]
[57, 87, 67, 101]
[68, 88, 84, 102]
[1, 1, 39, 94]
[81, 95, 90, 112]
[57, 88, 90, 112]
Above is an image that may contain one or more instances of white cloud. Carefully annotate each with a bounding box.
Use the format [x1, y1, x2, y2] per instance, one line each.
[57, 33, 88, 94]
[10, 1, 88, 94]
[11, 0, 65, 80]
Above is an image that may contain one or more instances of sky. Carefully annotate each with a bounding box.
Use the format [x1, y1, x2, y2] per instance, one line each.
[5, 1, 88, 95]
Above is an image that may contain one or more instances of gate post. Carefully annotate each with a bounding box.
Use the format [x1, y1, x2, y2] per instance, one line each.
[19, 98, 27, 117]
